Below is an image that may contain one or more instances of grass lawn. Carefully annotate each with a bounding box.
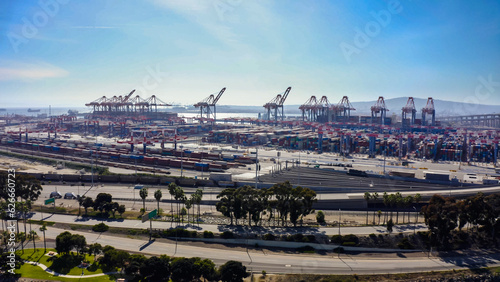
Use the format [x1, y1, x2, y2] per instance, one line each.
[16, 248, 120, 281]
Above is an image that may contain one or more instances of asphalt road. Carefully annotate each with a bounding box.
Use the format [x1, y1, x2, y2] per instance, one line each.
[29, 212, 428, 236]
[35, 226, 500, 275]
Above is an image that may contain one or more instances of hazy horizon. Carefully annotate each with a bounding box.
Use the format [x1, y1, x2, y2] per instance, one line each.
[1, 1, 499, 107]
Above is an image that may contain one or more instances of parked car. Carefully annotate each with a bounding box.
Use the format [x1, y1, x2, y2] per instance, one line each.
[49, 191, 62, 199]
[64, 192, 77, 199]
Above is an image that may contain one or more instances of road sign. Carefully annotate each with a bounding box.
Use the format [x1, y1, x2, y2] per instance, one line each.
[141, 209, 157, 223]
[44, 198, 55, 205]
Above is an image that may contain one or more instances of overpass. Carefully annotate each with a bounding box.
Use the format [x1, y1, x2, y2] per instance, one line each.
[440, 113, 500, 128]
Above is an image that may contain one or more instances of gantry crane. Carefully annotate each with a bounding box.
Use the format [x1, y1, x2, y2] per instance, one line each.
[194, 87, 226, 122]
[402, 97, 417, 127]
[299, 96, 318, 121]
[421, 97, 436, 126]
[332, 96, 355, 122]
[371, 96, 389, 125]
[317, 96, 331, 122]
[263, 87, 291, 123]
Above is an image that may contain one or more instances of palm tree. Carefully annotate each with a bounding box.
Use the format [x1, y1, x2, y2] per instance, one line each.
[174, 187, 185, 223]
[30, 230, 37, 251]
[372, 192, 379, 224]
[39, 223, 47, 252]
[404, 195, 414, 223]
[377, 210, 382, 225]
[194, 189, 203, 225]
[364, 192, 371, 225]
[154, 189, 162, 215]
[168, 183, 177, 223]
[185, 198, 192, 224]
[19, 232, 26, 254]
[383, 192, 389, 224]
[139, 187, 148, 213]
[414, 193, 422, 223]
[394, 192, 403, 224]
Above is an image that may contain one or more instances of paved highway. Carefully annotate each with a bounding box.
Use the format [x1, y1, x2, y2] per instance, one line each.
[30, 212, 428, 236]
[38, 226, 500, 275]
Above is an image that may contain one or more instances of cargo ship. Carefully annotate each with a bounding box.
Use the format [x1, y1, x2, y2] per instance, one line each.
[28, 108, 41, 112]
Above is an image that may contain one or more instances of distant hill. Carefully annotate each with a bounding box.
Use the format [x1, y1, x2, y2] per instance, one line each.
[347, 97, 500, 117]
[171, 98, 500, 117]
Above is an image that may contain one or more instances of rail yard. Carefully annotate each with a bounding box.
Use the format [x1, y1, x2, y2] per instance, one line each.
[0, 89, 499, 198]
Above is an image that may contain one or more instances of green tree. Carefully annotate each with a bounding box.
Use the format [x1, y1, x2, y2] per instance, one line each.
[18, 232, 26, 254]
[174, 187, 186, 223]
[94, 193, 112, 213]
[140, 255, 171, 281]
[194, 258, 217, 281]
[316, 210, 325, 224]
[118, 204, 126, 217]
[185, 199, 192, 223]
[139, 188, 148, 212]
[29, 230, 37, 251]
[394, 192, 403, 224]
[216, 188, 237, 225]
[87, 243, 103, 261]
[372, 192, 379, 224]
[168, 183, 177, 222]
[71, 234, 87, 255]
[82, 196, 94, 215]
[39, 223, 47, 252]
[111, 202, 120, 217]
[383, 192, 389, 224]
[154, 189, 162, 214]
[485, 193, 500, 240]
[404, 195, 414, 223]
[387, 219, 394, 233]
[364, 192, 371, 225]
[421, 194, 458, 248]
[124, 254, 147, 277]
[171, 257, 194, 282]
[193, 189, 203, 224]
[55, 231, 73, 255]
[414, 193, 422, 223]
[219, 260, 249, 282]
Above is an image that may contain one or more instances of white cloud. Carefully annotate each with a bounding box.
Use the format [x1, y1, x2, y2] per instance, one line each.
[0, 61, 69, 81]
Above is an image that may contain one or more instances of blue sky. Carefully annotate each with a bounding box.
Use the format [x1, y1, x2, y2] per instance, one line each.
[1, 0, 499, 107]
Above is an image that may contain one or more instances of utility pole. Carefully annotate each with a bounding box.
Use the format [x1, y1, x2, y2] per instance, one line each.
[180, 145, 184, 178]
[255, 148, 258, 189]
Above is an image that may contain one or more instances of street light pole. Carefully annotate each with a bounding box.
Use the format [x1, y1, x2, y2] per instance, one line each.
[255, 148, 258, 189]
[180, 145, 184, 178]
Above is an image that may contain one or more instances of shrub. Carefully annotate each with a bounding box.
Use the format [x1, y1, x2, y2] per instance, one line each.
[92, 223, 109, 232]
[161, 228, 193, 238]
[341, 241, 357, 247]
[343, 234, 359, 244]
[292, 233, 304, 242]
[304, 235, 316, 243]
[333, 247, 345, 253]
[262, 233, 276, 241]
[369, 233, 377, 239]
[298, 245, 315, 253]
[221, 231, 234, 239]
[203, 230, 214, 238]
[331, 234, 342, 244]
[316, 210, 326, 224]
[397, 237, 414, 249]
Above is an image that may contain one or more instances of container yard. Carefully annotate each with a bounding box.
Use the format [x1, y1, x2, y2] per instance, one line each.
[0, 90, 499, 189]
